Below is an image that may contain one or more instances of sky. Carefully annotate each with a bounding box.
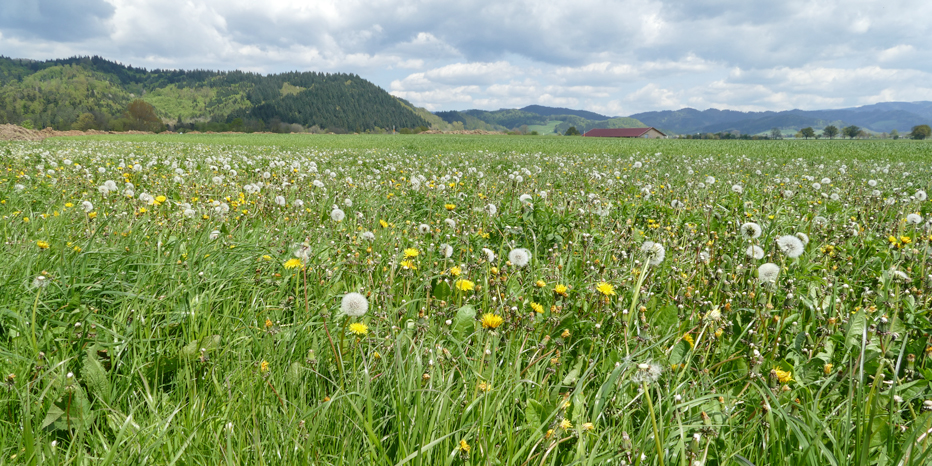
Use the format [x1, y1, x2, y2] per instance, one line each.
[2, 0, 931, 116]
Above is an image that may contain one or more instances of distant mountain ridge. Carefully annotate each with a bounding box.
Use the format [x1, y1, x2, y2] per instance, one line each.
[434, 106, 641, 134]
[630, 102, 932, 135]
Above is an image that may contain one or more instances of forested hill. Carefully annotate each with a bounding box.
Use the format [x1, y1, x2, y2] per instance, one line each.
[0, 56, 428, 132]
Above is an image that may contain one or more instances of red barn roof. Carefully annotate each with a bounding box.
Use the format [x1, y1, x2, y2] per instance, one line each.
[583, 127, 666, 138]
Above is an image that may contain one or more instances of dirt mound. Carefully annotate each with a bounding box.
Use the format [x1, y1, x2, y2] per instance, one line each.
[0, 124, 43, 141]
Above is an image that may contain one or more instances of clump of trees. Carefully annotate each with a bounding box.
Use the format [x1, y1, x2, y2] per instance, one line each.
[910, 124, 931, 140]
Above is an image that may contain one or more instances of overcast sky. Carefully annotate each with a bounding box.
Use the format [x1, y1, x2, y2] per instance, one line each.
[2, 0, 930, 115]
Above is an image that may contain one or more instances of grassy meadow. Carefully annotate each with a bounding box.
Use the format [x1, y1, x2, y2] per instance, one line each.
[1, 134, 932, 465]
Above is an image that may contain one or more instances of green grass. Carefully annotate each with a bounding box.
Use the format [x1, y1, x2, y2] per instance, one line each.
[1, 135, 931, 465]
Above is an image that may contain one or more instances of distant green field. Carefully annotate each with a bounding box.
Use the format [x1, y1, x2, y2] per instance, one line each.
[527, 120, 562, 134]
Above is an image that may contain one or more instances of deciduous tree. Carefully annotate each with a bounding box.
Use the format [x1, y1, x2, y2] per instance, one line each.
[823, 125, 838, 139]
[910, 124, 931, 140]
[800, 127, 815, 139]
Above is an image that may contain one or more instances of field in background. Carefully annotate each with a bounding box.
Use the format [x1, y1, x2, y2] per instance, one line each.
[2, 135, 932, 465]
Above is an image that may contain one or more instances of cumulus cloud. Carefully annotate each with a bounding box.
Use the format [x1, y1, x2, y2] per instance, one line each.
[1, 0, 931, 114]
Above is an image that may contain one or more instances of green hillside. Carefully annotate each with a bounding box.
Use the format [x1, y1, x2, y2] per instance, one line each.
[435, 106, 645, 134]
[0, 56, 428, 132]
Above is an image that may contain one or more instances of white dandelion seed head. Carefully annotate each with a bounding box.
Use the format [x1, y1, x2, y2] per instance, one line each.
[482, 248, 496, 262]
[417, 223, 431, 234]
[699, 251, 710, 264]
[640, 241, 666, 265]
[795, 232, 809, 246]
[632, 361, 663, 384]
[330, 208, 345, 222]
[81, 200, 94, 212]
[519, 194, 533, 204]
[746, 245, 764, 260]
[274, 195, 286, 206]
[705, 176, 716, 184]
[732, 184, 743, 194]
[444, 218, 456, 229]
[487, 203, 497, 216]
[758, 263, 780, 284]
[740, 222, 762, 239]
[209, 230, 221, 240]
[344, 198, 353, 207]
[508, 248, 531, 267]
[776, 235, 805, 258]
[293, 199, 304, 208]
[915, 190, 927, 201]
[32, 275, 49, 288]
[439, 243, 453, 258]
[361, 231, 375, 241]
[341, 292, 369, 317]
[813, 216, 828, 227]
[906, 213, 922, 225]
[868, 179, 877, 187]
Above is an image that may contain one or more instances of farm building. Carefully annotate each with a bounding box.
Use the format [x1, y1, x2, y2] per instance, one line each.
[583, 127, 667, 139]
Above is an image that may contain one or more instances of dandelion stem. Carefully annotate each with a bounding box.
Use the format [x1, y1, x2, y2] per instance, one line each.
[643, 381, 664, 466]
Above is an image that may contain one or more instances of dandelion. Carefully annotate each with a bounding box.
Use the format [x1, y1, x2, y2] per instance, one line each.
[274, 195, 286, 206]
[449, 266, 462, 276]
[732, 184, 743, 194]
[444, 218, 456, 229]
[632, 362, 663, 384]
[341, 292, 369, 317]
[444, 203, 455, 210]
[81, 200, 94, 212]
[705, 307, 722, 322]
[284, 258, 302, 269]
[519, 194, 533, 204]
[772, 368, 792, 384]
[596, 282, 616, 296]
[361, 231, 375, 241]
[404, 248, 419, 258]
[508, 248, 531, 267]
[758, 262, 780, 284]
[348, 322, 368, 336]
[209, 230, 221, 240]
[330, 208, 345, 222]
[776, 235, 805, 258]
[740, 222, 762, 239]
[36, 240, 50, 249]
[439, 243, 453, 258]
[482, 248, 496, 262]
[554, 284, 568, 297]
[915, 190, 927, 201]
[640, 241, 666, 265]
[487, 204, 497, 216]
[746, 245, 764, 260]
[455, 279, 475, 292]
[530, 302, 544, 313]
[32, 275, 49, 288]
[907, 213, 922, 225]
[559, 419, 573, 430]
[260, 360, 270, 373]
[417, 223, 430, 234]
[795, 232, 809, 246]
[458, 439, 471, 453]
[480, 313, 503, 329]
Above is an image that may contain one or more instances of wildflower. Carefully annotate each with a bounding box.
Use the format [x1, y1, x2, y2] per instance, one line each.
[81, 200, 94, 212]
[417, 223, 430, 234]
[36, 240, 50, 249]
[482, 248, 496, 262]
[458, 439, 470, 453]
[907, 213, 923, 225]
[508, 248, 532, 267]
[455, 279, 475, 292]
[32, 275, 49, 288]
[530, 302, 544, 314]
[260, 360, 270, 373]
[330, 208, 345, 222]
[776, 235, 805, 258]
[400, 260, 417, 270]
[379, 219, 388, 228]
[349, 322, 368, 336]
[581, 422, 594, 432]
[824, 363, 833, 375]
[746, 245, 764, 260]
[445, 203, 456, 211]
[561, 329, 571, 338]
[284, 258, 302, 269]
[915, 190, 927, 201]
[477, 381, 491, 392]
[773, 368, 792, 384]
[796, 232, 809, 245]
[632, 362, 663, 384]
[480, 313, 503, 329]
[740, 222, 762, 239]
[449, 266, 462, 276]
[758, 263, 780, 284]
[535, 279, 546, 288]
[559, 419, 573, 430]
[264, 318, 273, 329]
[439, 243, 453, 258]
[341, 292, 369, 317]
[682, 333, 695, 348]
[274, 195, 286, 206]
[361, 231, 375, 241]
[705, 307, 722, 322]
[641, 241, 666, 265]
[444, 218, 456, 229]
[554, 284, 568, 297]
[404, 248, 419, 258]
[596, 282, 616, 296]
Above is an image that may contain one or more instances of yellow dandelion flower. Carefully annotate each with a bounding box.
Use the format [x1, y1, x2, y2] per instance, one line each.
[530, 302, 544, 314]
[449, 266, 462, 276]
[349, 322, 368, 336]
[444, 203, 456, 211]
[561, 329, 571, 338]
[65, 202, 73, 208]
[260, 360, 270, 373]
[477, 381, 491, 392]
[682, 333, 695, 348]
[596, 282, 615, 296]
[823, 364, 833, 375]
[36, 240, 50, 249]
[490, 266, 499, 275]
[559, 419, 572, 430]
[87, 212, 97, 219]
[264, 318, 273, 329]
[284, 258, 302, 269]
[554, 284, 568, 297]
[535, 279, 546, 288]
[458, 439, 470, 453]
[581, 422, 594, 431]
[481, 313, 503, 329]
[400, 260, 417, 270]
[773, 368, 793, 384]
[404, 248, 419, 258]
[455, 279, 475, 291]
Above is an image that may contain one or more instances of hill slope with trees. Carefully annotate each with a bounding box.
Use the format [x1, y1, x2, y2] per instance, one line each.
[0, 56, 428, 132]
